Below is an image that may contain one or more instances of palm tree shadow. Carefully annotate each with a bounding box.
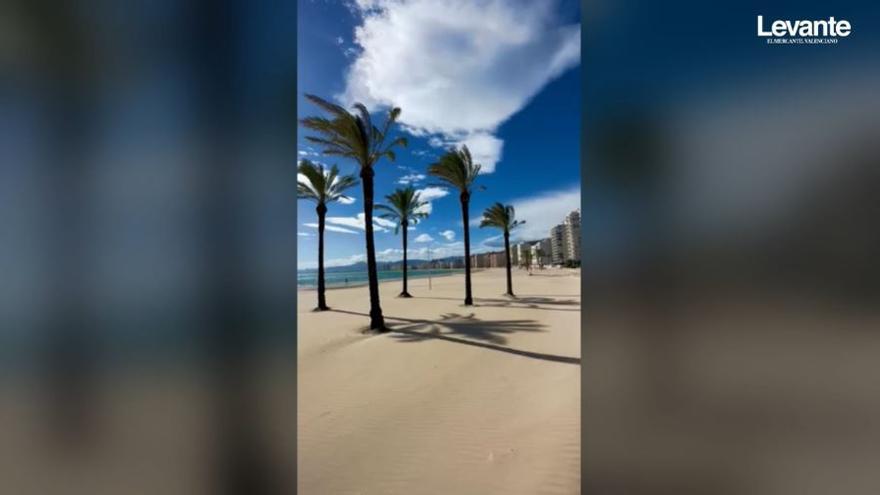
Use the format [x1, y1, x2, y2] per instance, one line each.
[414, 296, 580, 312]
[329, 309, 580, 365]
[391, 312, 541, 345]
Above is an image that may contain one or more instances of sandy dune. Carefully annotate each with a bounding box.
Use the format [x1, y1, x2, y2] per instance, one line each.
[298, 268, 580, 495]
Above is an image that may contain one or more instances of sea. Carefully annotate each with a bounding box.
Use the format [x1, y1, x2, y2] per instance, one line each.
[297, 269, 464, 289]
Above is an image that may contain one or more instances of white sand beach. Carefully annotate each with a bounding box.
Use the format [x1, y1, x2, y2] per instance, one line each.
[298, 268, 581, 495]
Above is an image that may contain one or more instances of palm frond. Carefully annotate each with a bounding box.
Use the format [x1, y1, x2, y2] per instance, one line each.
[479, 202, 522, 233]
[375, 186, 430, 235]
[304, 94, 349, 119]
[427, 145, 481, 193]
[301, 95, 406, 171]
[297, 160, 358, 205]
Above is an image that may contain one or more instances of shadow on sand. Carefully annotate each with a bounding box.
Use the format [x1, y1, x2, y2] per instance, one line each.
[413, 295, 580, 312]
[329, 309, 580, 365]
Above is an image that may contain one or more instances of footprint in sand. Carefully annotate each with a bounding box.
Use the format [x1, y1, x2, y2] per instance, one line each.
[487, 448, 517, 462]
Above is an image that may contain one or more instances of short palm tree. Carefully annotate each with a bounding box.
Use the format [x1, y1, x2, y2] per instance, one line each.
[375, 186, 429, 298]
[428, 145, 482, 306]
[297, 160, 358, 311]
[301, 94, 407, 331]
[479, 203, 525, 296]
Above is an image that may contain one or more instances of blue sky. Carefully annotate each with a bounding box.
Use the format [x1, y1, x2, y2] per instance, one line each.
[297, 0, 581, 269]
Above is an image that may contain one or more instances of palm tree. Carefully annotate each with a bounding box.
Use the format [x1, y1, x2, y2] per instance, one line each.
[428, 145, 482, 305]
[479, 202, 525, 296]
[297, 160, 358, 311]
[375, 186, 429, 298]
[301, 94, 407, 331]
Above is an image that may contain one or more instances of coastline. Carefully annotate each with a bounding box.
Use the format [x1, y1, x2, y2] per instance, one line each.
[297, 267, 477, 291]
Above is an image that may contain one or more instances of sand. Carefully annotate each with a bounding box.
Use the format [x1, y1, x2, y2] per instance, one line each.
[297, 268, 580, 495]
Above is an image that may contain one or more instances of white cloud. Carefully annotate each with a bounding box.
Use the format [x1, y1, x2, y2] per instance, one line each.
[298, 232, 314, 237]
[336, 36, 345, 45]
[373, 216, 397, 229]
[302, 223, 360, 234]
[427, 136, 445, 148]
[415, 186, 449, 201]
[411, 241, 465, 259]
[414, 202, 432, 215]
[397, 173, 426, 184]
[415, 233, 434, 243]
[324, 212, 397, 233]
[503, 185, 580, 242]
[478, 234, 504, 250]
[337, 196, 356, 205]
[341, 0, 580, 173]
[301, 240, 466, 268]
[405, 186, 448, 217]
[439, 229, 455, 241]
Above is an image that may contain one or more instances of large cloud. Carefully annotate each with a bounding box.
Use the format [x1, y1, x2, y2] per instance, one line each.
[341, 0, 580, 173]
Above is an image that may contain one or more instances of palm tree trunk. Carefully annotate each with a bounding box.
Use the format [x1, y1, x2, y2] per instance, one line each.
[504, 230, 513, 296]
[400, 221, 411, 297]
[316, 203, 328, 310]
[461, 193, 473, 306]
[361, 167, 386, 330]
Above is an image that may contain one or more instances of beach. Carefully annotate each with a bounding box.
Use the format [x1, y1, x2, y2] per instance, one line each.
[298, 268, 581, 495]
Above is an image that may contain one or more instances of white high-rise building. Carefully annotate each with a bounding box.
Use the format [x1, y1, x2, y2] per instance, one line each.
[530, 239, 552, 268]
[563, 209, 581, 262]
[514, 242, 530, 267]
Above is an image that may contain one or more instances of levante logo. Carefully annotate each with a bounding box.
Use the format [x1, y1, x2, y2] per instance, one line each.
[757, 15, 852, 44]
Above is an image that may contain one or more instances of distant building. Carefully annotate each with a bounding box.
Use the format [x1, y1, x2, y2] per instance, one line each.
[546, 209, 581, 265]
[514, 242, 531, 267]
[563, 209, 581, 262]
[529, 239, 551, 268]
[470, 252, 491, 268]
[488, 250, 507, 268]
[550, 225, 565, 265]
[539, 238, 552, 266]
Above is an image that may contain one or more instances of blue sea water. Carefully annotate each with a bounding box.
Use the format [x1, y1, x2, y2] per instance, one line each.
[297, 269, 463, 289]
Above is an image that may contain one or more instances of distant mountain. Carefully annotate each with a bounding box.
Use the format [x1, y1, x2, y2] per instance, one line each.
[300, 256, 463, 273]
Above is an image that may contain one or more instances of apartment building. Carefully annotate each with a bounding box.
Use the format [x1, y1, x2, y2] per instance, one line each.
[550, 224, 565, 264]
[563, 209, 581, 262]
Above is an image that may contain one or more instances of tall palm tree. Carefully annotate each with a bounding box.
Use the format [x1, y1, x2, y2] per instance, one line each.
[375, 186, 429, 298]
[479, 202, 525, 296]
[428, 145, 482, 305]
[297, 160, 358, 311]
[301, 94, 407, 331]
